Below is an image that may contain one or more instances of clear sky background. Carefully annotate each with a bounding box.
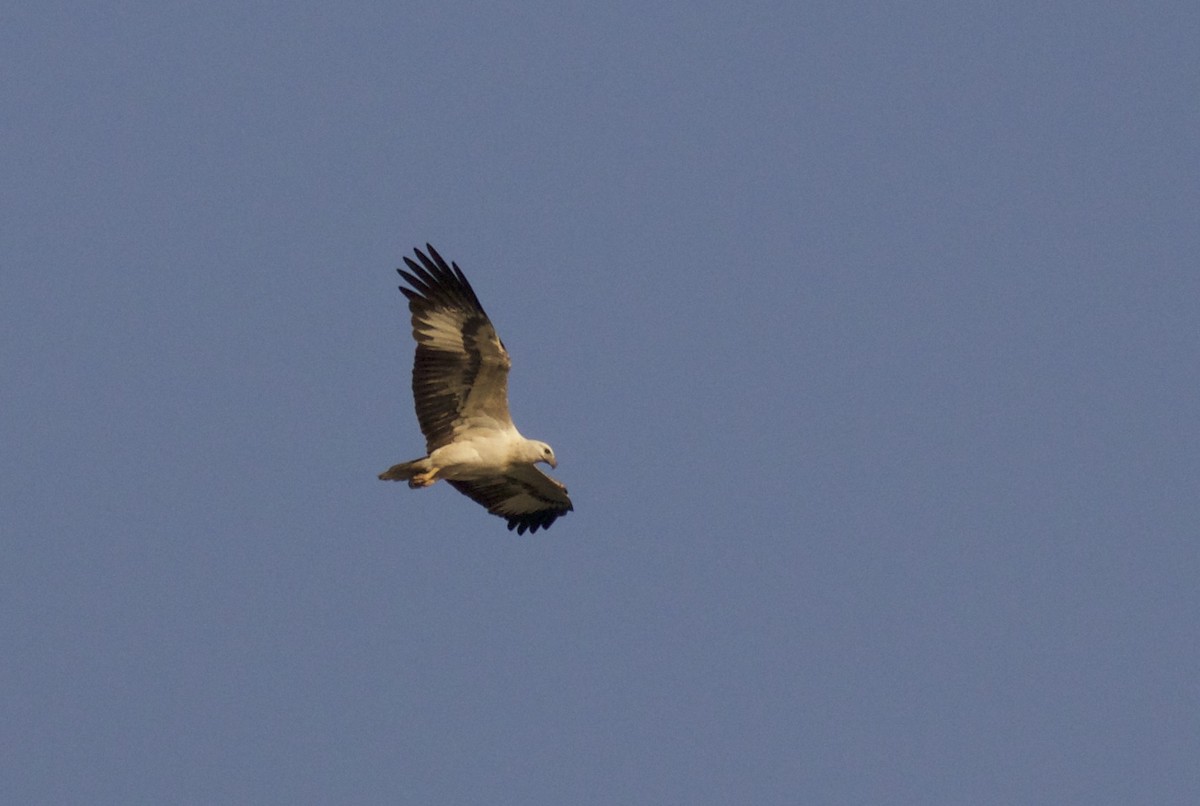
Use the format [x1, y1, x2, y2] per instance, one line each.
[4, 2, 1198, 803]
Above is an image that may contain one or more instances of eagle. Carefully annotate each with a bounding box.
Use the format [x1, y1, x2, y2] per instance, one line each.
[379, 244, 573, 534]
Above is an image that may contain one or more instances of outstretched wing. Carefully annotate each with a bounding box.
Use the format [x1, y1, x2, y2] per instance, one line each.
[397, 245, 512, 451]
[448, 466, 574, 535]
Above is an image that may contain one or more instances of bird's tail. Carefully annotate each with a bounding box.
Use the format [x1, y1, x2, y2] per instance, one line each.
[379, 458, 429, 488]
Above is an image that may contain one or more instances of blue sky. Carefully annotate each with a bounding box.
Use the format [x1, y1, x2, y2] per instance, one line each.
[4, 2, 1198, 803]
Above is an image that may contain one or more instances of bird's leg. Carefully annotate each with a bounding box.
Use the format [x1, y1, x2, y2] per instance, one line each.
[408, 469, 439, 488]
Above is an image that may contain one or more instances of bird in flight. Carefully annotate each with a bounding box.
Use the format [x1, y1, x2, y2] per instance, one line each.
[379, 245, 573, 534]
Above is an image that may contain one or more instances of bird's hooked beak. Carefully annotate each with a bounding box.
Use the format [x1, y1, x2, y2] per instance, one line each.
[547, 456, 557, 469]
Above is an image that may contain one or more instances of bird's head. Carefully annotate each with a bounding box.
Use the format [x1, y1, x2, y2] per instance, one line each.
[530, 440, 557, 468]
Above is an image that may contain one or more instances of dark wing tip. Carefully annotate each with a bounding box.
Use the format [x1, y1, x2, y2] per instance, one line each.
[505, 505, 572, 535]
[395, 245, 488, 316]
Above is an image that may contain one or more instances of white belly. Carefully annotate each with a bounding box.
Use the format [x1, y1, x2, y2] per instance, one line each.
[429, 435, 514, 480]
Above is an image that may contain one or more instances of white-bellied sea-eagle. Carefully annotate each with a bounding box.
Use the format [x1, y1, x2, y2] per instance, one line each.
[379, 245, 572, 534]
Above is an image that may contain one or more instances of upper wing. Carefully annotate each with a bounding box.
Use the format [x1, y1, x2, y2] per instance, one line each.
[397, 245, 512, 451]
[448, 465, 574, 535]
